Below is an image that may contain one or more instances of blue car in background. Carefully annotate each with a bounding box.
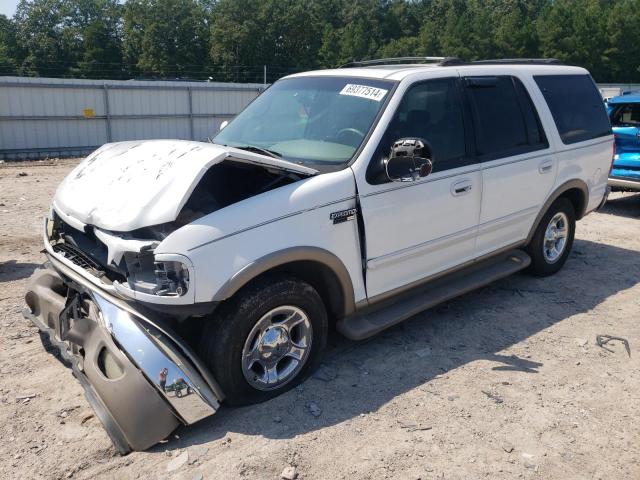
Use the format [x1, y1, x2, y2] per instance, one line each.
[608, 93, 640, 191]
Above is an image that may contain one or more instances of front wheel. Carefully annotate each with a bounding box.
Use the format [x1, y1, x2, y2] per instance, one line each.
[198, 275, 328, 406]
[526, 197, 576, 276]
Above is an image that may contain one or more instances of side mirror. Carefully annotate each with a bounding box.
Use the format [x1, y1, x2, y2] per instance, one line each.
[385, 138, 433, 182]
[219, 120, 229, 131]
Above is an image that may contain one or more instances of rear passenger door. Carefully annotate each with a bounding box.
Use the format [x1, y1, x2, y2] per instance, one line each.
[463, 75, 554, 257]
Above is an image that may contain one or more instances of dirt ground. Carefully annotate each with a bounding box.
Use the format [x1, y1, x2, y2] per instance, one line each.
[1, 159, 639, 480]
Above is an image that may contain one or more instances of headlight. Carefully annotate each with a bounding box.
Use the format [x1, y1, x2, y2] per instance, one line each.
[154, 260, 189, 296]
[125, 253, 190, 297]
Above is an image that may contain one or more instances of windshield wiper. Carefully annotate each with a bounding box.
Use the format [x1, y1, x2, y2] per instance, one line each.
[234, 145, 283, 159]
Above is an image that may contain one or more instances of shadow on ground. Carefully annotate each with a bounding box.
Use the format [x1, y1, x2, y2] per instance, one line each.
[598, 192, 640, 219]
[149, 238, 640, 451]
[0, 260, 40, 283]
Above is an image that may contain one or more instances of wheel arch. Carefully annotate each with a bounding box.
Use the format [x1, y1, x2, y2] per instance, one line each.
[212, 247, 356, 319]
[526, 179, 588, 245]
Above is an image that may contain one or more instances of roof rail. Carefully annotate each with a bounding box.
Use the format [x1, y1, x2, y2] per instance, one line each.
[339, 56, 462, 68]
[469, 58, 563, 65]
[337, 57, 562, 69]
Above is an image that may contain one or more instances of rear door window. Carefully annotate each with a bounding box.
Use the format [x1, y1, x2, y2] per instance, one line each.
[464, 76, 548, 160]
[534, 74, 611, 144]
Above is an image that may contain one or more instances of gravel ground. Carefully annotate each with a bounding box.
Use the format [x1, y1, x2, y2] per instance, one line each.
[1, 159, 639, 480]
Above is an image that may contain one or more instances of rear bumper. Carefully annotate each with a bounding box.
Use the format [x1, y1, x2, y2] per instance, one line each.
[24, 255, 222, 453]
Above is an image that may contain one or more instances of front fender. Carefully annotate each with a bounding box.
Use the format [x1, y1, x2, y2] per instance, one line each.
[155, 168, 366, 309]
[214, 246, 356, 316]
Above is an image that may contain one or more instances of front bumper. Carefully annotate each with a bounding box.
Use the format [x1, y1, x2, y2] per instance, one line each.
[24, 254, 222, 453]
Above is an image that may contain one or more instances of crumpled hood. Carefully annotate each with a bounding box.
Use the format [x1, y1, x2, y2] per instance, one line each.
[53, 140, 316, 232]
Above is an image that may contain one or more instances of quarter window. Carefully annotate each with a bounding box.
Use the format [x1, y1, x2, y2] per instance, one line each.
[534, 74, 611, 144]
[465, 76, 548, 160]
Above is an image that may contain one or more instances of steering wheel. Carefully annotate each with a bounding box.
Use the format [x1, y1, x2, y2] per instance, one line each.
[336, 127, 365, 144]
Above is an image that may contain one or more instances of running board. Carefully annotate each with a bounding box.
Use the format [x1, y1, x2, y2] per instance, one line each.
[337, 249, 531, 341]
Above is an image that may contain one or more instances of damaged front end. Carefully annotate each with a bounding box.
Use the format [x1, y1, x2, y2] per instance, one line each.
[45, 211, 198, 313]
[24, 250, 221, 453]
[24, 140, 318, 452]
[24, 200, 220, 452]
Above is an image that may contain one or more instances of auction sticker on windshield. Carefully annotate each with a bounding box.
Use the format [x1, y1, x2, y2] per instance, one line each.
[339, 84, 388, 102]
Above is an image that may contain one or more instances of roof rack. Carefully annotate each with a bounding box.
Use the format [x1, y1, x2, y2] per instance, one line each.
[338, 57, 564, 69]
[468, 58, 563, 65]
[339, 56, 462, 68]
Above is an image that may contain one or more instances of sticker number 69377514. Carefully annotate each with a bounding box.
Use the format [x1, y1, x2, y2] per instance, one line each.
[339, 84, 388, 102]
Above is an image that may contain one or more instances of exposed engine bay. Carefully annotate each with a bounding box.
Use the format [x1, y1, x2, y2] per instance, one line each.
[143, 160, 303, 236]
[48, 158, 304, 298]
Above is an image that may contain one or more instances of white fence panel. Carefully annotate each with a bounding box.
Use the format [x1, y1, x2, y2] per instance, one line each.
[597, 83, 640, 100]
[0, 76, 264, 160]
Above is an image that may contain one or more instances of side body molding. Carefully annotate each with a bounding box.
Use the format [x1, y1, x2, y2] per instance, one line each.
[212, 246, 357, 317]
[525, 179, 589, 244]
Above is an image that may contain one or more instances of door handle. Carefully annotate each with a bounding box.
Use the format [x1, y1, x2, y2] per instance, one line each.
[539, 160, 553, 174]
[451, 179, 473, 196]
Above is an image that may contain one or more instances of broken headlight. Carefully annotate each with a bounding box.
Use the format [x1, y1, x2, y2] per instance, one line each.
[125, 252, 190, 297]
[154, 260, 189, 297]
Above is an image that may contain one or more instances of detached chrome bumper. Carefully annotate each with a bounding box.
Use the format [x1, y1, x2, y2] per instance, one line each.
[24, 255, 222, 453]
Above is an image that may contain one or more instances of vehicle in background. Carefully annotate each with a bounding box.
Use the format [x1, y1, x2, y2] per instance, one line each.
[608, 93, 640, 191]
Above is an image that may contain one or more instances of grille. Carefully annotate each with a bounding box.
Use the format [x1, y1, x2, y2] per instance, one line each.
[52, 243, 105, 276]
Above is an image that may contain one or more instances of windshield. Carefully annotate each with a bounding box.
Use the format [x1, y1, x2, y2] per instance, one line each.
[213, 76, 395, 170]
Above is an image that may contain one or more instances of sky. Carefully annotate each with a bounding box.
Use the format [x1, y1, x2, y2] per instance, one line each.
[0, 0, 19, 18]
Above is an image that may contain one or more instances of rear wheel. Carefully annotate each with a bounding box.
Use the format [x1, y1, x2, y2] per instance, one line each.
[526, 197, 576, 276]
[198, 275, 328, 405]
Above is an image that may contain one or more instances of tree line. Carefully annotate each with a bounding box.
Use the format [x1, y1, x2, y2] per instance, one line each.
[1, 0, 639, 83]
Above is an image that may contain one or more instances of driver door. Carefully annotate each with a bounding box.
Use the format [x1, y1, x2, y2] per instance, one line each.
[354, 76, 482, 300]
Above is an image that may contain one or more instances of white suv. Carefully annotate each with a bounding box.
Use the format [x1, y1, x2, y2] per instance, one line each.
[25, 58, 613, 452]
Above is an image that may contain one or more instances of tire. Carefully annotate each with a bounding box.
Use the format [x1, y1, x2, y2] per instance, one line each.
[198, 274, 328, 406]
[526, 197, 576, 276]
